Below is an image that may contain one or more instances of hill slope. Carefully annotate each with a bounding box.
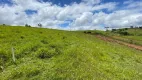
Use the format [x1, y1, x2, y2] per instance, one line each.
[91, 28, 142, 46]
[0, 26, 142, 80]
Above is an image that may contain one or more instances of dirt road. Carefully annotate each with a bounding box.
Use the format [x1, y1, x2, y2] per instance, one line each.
[96, 35, 142, 51]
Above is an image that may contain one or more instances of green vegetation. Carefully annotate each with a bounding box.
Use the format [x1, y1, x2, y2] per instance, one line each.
[111, 28, 142, 45]
[0, 26, 142, 80]
[89, 28, 142, 46]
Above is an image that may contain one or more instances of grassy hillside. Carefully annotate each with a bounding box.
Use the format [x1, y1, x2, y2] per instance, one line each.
[89, 28, 142, 46]
[0, 26, 142, 80]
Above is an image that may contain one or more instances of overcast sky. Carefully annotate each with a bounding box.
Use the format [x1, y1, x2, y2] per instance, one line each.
[0, 0, 142, 30]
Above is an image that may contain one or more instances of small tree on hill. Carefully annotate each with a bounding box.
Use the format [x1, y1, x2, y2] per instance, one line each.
[25, 24, 31, 27]
[130, 26, 133, 28]
[105, 27, 109, 31]
[38, 23, 42, 28]
[25, 24, 28, 27]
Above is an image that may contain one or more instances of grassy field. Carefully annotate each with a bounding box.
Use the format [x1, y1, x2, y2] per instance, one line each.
[0, 26, 142, 80]
[90, 28, 142, 46]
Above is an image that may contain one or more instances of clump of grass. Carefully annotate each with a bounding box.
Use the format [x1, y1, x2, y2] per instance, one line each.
[41, 39, 48, 44]
[49, 43, 64, 54]
[10, 71, 23, 79]
[36, 48, 55, 59]
[20, 36, 24, 39]
[26, 69, 40, 78]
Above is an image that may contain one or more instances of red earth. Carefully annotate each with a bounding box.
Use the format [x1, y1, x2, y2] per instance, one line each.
[96, 35, 142, 51]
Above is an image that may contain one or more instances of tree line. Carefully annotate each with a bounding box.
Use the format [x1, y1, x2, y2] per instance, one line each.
[25, 23, 42, 28]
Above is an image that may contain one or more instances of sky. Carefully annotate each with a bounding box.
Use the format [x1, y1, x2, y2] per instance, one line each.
[0, 0, 142, 30]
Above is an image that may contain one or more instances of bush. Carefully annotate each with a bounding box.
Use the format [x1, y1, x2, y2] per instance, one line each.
[84, 31, 91, 34]
[119, 31, 129, 35]
[84, 31, 87, 33]
[124, 28, 128, 30]
[3, 24, 6, 26]
[111, 29, 117, 32]
[139, 27, 142, 29]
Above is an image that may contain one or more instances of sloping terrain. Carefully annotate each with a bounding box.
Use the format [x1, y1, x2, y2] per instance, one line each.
[0, 26, 142, 80]
[95, 35, 142, 51]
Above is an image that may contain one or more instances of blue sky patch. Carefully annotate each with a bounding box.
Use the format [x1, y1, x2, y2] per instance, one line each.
[0, 0, 13, 6]
[25, 9, 38, 15]
[59, 22, 70, 28]
[59, 20, 73, 28]
[39, 0, 81, 6]
[92, 9, 114, 14]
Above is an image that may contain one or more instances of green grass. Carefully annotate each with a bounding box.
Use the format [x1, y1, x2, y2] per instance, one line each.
[113, 29, 142, 45]
[90, 28, 142, 46]
[0, 26, 142, 80]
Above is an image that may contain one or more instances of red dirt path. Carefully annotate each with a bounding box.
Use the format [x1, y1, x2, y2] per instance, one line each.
[96, 35, 142, 51]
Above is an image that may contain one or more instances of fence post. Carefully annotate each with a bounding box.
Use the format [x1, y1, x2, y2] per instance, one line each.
[12, 47, 16, 63]
[0, 58, 4, 72]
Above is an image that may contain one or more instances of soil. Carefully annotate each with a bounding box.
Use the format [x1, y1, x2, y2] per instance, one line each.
[96, 35, 142, 51]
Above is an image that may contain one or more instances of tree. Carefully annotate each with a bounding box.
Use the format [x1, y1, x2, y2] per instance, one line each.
[38, 23, 42, 28]
[139, 26, 142, 29]
[105, 27, 109, 31]
[111, 29, 117, 32]
[25, 24, 28, 27]
[130, 26, 133, 28]
[25, 24, 31, 27]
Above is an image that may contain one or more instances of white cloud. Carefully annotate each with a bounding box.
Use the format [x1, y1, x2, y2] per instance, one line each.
[83, 0, 101, 5]
[73, 12, 93, 26]
[92, 2, 118, 11]
[0, 0, 142, 30]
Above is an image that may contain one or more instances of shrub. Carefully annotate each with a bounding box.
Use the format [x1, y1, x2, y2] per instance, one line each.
[119, 31, 129, 35]
[84, 31, 87, 33]
[84, 31, 91, 34]
[3, 24, 6, 26]
[111, 29, 117, 32]
[124, 28, 128, 30]
[87, 31, 91, 34]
